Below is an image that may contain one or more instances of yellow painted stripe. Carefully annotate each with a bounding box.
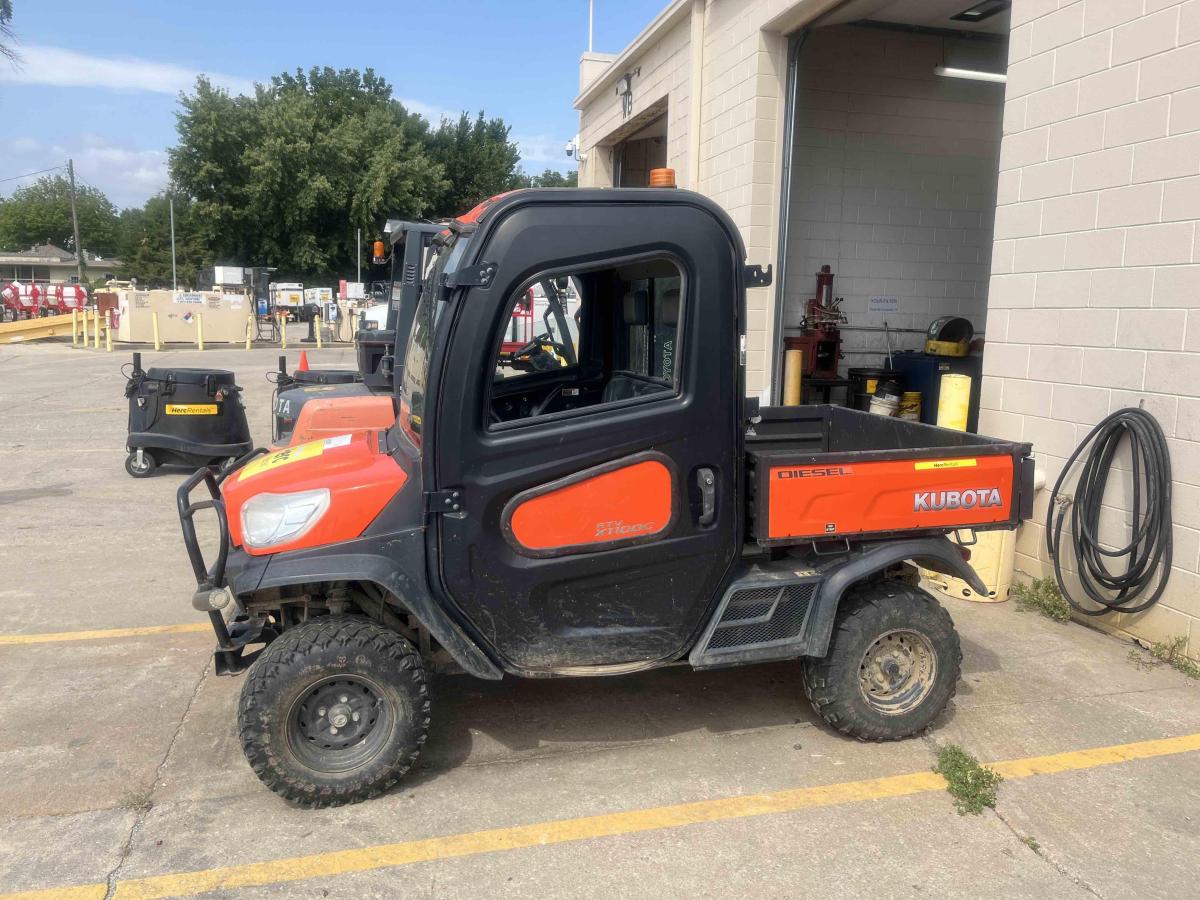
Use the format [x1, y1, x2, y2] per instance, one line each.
[5, 732, 1200, 900]
[0, 623, 209, 646]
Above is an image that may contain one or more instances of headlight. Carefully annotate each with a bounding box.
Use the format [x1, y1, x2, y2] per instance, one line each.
[240, 489, 330, 549]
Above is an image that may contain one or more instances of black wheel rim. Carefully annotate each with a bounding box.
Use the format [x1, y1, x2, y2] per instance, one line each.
[285, 675, 394, 774]
[857, 629, 937, 716]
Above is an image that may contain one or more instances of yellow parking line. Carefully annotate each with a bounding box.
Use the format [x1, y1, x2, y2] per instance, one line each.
[6, 731, 1200, 900]
[0, 623, 210, 646]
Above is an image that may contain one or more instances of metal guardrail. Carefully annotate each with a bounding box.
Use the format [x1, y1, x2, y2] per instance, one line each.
[0, 312, 77, 344]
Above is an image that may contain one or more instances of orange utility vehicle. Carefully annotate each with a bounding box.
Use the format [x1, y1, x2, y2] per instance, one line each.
[179, 188, 1034, 807]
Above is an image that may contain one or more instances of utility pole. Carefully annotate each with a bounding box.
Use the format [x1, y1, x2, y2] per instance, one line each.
[588, 0, 594, 52]
[67, 159, 84, 285]
[169, 192, 178, 294]
[356, 227, 362, 283]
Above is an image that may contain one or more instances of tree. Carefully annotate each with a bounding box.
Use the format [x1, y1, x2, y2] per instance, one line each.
[117, 194, 208, 289]
[1, 1, 16, 64]
[170, 68, 448, 282]
[510, 168, 579, 189]
[0, 174, 121, 256]
[425, 112, 523, 218]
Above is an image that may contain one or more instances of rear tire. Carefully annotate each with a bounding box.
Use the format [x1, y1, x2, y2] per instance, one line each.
[238, 616, 430, 807]
[125, 449, 157, 478]
[802, 580, 960, 741]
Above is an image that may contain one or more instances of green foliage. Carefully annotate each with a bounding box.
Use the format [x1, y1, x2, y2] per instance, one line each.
[1011, 576, 1071, 622]
[425, 112, 522, 219]
[0, 174, 121, 257]
[1, 1, 15, 63]
[510, 168, 579, 189]
[1145, 636, 1200, 679]
[170, 68, 453, 282]
[934, 744, 1003, 815]
[116, 194, 207, 289]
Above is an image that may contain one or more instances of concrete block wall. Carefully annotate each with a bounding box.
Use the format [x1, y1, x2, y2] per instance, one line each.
[784, 26, 1004, 371]
[695, 1, 789, 394]
[578, 0, 801, 396]
[577, 13, 694, 193]
[987, 0, 1200, 658]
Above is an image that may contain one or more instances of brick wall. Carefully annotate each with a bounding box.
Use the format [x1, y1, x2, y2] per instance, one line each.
[579, 0, 796, 395]
[784, 26, 1004, 371]
[987, 0, 1200, 657]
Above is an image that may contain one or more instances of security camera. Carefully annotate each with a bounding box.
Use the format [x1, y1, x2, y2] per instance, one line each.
[564, 139, 577, 158]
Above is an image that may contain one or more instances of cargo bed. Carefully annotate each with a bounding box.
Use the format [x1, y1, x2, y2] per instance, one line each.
[745, 405, 1034, 545]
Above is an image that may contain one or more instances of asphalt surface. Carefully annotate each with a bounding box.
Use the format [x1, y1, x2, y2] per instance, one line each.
[1, 336, 1198, 899]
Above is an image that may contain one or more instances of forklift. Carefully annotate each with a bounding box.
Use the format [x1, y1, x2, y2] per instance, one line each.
[179, 185, 1034, 807]
[270, 221, 443, 447]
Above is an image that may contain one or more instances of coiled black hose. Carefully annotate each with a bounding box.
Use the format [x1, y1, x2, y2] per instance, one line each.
[1045, 407, 1173, 616]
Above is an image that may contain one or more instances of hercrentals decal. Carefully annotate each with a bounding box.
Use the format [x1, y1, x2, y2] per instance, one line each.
[914, 487, 1003, 512]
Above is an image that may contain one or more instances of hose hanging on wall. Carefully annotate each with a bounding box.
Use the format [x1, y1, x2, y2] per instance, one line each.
[1045, 407, 1173, 616]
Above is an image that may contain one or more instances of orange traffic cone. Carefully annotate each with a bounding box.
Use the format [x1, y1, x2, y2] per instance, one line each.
[297, 350, 310, 371]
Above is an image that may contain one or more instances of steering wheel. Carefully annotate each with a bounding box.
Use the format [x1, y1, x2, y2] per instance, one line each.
[508, 333, 572, 370]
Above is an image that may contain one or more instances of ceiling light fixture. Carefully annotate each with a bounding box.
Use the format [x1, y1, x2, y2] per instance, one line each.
[951, 0, 1010, 23]
[934, 65, 1007, 83]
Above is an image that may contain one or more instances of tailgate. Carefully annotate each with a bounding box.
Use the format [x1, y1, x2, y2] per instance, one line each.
[749, 449, 1031, 544]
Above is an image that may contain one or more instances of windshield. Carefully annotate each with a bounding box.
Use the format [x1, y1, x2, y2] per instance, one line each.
[398, 231, 471, 449]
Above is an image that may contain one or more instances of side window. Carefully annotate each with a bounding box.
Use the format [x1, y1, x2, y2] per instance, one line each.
[487, 257, 685, 427]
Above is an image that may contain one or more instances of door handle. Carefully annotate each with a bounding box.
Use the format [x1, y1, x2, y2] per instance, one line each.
[696, 467, 717, 527]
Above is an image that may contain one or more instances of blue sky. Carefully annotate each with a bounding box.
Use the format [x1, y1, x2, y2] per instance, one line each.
[0, 0, 662, 209]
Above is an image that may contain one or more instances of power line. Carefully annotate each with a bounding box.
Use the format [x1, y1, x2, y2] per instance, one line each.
[0, 163, 68, 185]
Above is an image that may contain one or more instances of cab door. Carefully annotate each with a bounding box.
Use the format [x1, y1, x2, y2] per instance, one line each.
[431, 195, 744, 672]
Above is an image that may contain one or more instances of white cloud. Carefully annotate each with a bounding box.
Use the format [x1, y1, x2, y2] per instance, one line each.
[398, 97, 461, 124]
[514, 133, 576, 171]
[1, 135, 167, 209]
[0, 43, 254, 96]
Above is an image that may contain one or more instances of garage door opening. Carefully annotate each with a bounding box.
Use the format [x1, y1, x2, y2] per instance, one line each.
[613, 112, 668, 188]
[773, 2, 1009, 430]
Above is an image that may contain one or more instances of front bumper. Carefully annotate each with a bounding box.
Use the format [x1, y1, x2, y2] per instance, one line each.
[177, 452, 272, 675]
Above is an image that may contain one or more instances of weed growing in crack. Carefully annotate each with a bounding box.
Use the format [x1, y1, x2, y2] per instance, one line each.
[934, 744, 1002, 815]
[1137, 636, 1200, 679]
[1011, 577, 1071, 622]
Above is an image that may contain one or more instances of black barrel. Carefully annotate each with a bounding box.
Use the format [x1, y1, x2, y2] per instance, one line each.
[848, 367, 900, 412]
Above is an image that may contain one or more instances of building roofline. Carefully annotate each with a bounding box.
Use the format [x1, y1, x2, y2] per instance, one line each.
[573, 0, 692, 110]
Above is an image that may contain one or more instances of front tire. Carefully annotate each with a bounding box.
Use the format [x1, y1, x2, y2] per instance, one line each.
[803, 580, 960, 741]
[238, 616, 430, 807]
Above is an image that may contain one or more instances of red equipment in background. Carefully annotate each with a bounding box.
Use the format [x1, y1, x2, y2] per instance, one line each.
[1, 282, 42, 321]
[59, 284, 89, 312]
[785, 264, 845, 380]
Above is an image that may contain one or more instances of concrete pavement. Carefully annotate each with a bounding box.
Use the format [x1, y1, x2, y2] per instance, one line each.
[1, 338, 1198, 899]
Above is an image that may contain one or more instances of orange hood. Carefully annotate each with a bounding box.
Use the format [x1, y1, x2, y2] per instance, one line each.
[224, 431, 407, 556]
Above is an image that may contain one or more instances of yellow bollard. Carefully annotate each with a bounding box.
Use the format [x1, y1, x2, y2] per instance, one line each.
[71, 309, 79, 346]
[280, 313, 287, 350]
[937, 374, 972, 432]
[105, 314, 113, 352]
[245, 315, 253, 351]
[196, 313, 205, 351]
[91, 308, 100, 348]
[316, 313, 323, 350]
[783, 349, 804, 406]
[152, 311, 161, 351]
